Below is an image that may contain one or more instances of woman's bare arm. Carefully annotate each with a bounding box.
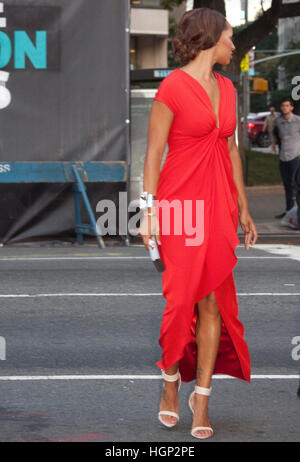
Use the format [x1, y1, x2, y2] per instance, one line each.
[227, 133, 249, 212]
[143, 100, 174, 194]
[139, 100, 175, 248]
[227, 133, 258, 249]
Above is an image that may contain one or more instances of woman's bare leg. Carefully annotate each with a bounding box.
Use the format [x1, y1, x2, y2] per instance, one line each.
[159, 361, 180, 425]
[191, 291, 222, 437]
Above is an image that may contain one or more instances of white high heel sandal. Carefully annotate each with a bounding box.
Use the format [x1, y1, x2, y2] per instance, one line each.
[188, 385, 213, 439]
[158, 370, 181, 428]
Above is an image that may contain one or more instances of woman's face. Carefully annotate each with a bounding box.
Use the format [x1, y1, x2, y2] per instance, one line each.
[215, 22, 235, 65]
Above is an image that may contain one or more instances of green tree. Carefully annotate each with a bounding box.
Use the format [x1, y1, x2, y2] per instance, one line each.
[279, 39, 300, 83]
[251, 26, 278, 92]
[167, 15, 181, 68]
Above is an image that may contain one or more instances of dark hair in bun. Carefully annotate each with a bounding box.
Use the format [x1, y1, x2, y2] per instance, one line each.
[172, 7, 228, 65]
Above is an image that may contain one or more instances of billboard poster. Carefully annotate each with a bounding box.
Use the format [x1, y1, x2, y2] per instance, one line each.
[0, 0, 129, 243]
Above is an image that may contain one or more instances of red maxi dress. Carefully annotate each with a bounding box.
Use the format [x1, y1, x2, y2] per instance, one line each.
[153, 68, 251, 383]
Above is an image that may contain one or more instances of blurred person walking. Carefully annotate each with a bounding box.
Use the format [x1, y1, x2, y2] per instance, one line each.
[139, 8, 257, 440]
[262, 106, 277, 154]
[273, 98, 300, 219]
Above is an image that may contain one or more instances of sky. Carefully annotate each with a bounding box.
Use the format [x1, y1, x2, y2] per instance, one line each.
[186, 0, 272, 26]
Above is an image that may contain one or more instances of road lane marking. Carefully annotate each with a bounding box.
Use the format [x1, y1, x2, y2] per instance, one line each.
[0, 374, 298, 381]
[0, 256, 294, 261]
[0, 292, 299, 298]
[0, 244, 299, 261]
[252, 244, 300, 262]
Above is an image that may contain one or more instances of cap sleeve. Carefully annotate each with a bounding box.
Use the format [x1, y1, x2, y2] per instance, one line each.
[153, 76, 178, 115]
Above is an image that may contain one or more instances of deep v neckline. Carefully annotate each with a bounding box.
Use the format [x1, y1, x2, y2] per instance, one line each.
[177, 68, 221, 129]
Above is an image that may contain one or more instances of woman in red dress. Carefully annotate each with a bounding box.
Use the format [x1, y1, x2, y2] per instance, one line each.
[139, 8, 258, 439]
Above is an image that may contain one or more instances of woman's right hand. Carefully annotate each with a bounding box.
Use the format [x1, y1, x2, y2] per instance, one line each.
[138, 209, 161, 251]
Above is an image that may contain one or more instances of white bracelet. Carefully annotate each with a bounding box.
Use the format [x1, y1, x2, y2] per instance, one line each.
[140, 191, 155, 210]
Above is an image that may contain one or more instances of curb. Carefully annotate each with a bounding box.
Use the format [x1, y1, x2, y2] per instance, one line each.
[245, 185, 284, 196]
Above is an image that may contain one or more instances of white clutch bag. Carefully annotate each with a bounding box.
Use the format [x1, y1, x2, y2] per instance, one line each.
[148, 235, 165, 272]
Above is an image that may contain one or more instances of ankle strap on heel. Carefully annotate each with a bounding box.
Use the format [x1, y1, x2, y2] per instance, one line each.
[161, 370, 180, 382]
[194, 385, 211, 396]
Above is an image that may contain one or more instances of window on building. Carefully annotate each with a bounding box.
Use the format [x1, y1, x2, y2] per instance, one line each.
[130, 0, 163, 8]
[130, 36, 138, 70]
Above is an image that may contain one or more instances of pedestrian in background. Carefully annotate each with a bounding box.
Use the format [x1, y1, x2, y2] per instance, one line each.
[294, 164, 300, 229]
[273, 97, 300, 219]
[262, 106, 277, 154]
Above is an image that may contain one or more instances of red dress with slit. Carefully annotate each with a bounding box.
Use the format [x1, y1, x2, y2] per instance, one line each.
[153, 68, 251, 383]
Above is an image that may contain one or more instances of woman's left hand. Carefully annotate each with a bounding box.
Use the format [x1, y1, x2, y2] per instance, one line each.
[239, 208, 258, 251]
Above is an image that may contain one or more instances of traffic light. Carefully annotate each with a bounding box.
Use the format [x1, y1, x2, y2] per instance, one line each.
[253, 78, 268, 93]
[240, 54, 249, 72]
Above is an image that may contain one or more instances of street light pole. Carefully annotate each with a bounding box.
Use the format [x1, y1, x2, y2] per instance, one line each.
[242, 0, 249, 151]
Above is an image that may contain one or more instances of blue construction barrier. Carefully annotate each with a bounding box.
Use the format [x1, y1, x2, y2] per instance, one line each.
[0, 161, 128, 248]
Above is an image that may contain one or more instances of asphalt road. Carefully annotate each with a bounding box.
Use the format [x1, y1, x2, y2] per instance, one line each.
[0, 244, 299, 442]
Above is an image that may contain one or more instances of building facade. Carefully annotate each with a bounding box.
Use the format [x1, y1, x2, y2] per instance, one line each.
[130, 0, 188, 69]
[277, 0, 300, 89]
[130, 0, 169, 69]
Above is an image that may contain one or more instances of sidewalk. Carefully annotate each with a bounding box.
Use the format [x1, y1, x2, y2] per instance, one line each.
[129, 184, 300, 246]
[2, 184, 300, 247]
[238, 184, 300, 244]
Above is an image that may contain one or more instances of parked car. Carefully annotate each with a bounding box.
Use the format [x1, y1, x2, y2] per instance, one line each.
[241, 112, 280, 148]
